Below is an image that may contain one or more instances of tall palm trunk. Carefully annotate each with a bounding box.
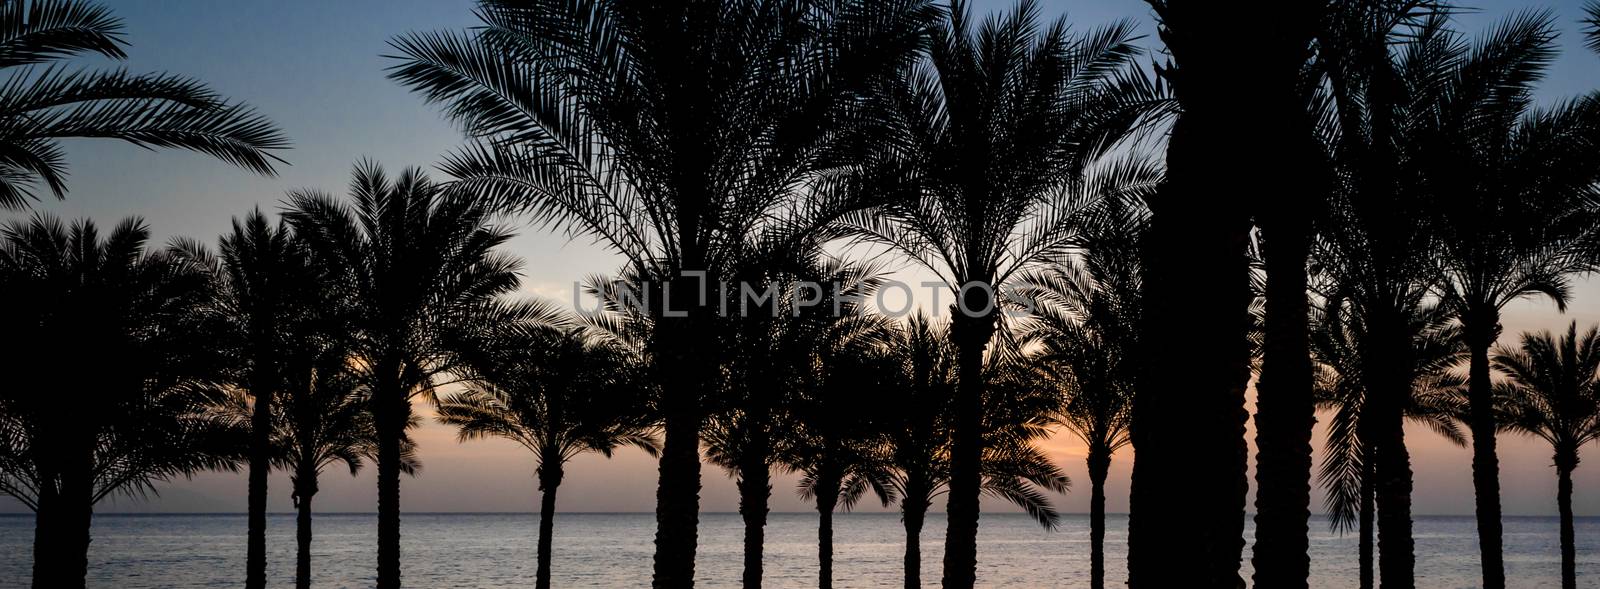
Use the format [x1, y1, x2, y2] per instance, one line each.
[1462, 308, 1506, 589]
[292, 468, 318, 589]
[942, 310, 994, 589]
[31, 486, 57, 589]
[815, 474, 841, 589]
[1128, 111, 1255, 588]
[536, 460, 564, 589]
[246, 373, 274, 589]
[1359, 441, 1376, 589]
[35, 435, 96, 589]
[1555, 448, 1578, 589]
[1370, 361, 1414, 589]
[375, 368, 407, 589]
[1251, 209, 1315, 589]
[737, 432, 771, 589]
[902, 492, 929, 589]
[1087, 449, 1112, 589]
[652, 274, 706, 589]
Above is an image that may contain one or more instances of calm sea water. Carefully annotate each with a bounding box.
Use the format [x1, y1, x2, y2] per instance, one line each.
[0, 512, 1593, 588]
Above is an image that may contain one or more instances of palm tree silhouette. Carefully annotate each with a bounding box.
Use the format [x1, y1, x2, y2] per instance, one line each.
[387, 3, 933, 584]
[1310, 301, 1469, 589]
[211, 349, 422, 589]
[171, 209, 318, 589]
[283, 162, 521, 589]
[1414, 11, 1600, 586]
[774, 260, 896, 589]
[0, 0, 287, 210]
[706, 246, 845, 589]
[1492, 323, 1600, 589]
[1308, 8, 1526, 586]
[1011, 189, 1147, 589]
[838, 2, 1155, 583]
[0, 215, 247, 588]
[439, 309, 659, 589]
[880, 313, 1071, 589]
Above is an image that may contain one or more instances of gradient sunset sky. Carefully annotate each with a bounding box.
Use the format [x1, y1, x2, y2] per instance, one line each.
[2, 0, 1598, 517]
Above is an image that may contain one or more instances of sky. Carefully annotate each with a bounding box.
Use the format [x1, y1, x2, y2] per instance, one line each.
[2, 0, 1599, 518]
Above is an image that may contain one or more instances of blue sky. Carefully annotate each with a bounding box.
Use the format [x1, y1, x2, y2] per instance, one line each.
[2, 0, 1599, 516]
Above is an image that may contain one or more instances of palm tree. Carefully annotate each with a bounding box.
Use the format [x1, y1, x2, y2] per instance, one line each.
[171, 210, 320, 589]
[1416, 11, 1600, 586]
[0, 0, 287, 210]
[1124, 2, 1255, 584]
[1311, 301, 1469, 589]
[439, 310, 659, 589]
[211, 353, 421, 589]
[283, 162, 522, 588]
[1307, 8, 1541, 586]
[838, 3, 1155, 583]
[771, 259, 896, 589]
[1492, 323, 1600, 589]
[1246, 2, 1327, 583]
[878, 313, 956, 589]
[880, 313, 1072, 589]
[387, 3, 933, 584]
[0, 215, 247, 588]
[704, 248, 836, 589]
[1011, 191, 1145, 589]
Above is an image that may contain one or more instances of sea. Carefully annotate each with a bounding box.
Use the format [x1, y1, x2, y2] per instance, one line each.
[0, 512, 1593, 588]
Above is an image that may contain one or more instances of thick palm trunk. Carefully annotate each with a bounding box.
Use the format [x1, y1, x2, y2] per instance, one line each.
[652, 284, 705, 589]
[902, 496, 928, 589]
[1359, 444, 1376, 589]
[737, 440, 770, 589]
[652, 389, 703, 589]
[1250, 209, 1315, 589]
[1087, 450, 1111, 589]
[1463, 311, 1506, 589]
[537, 462, 564, 589]
[1127, 102, 1255, 588]
[246, 381, 273, 589]
[31, 485, 58, 589]
[34, 441, 95, 589]
[375, 371, 407, 589]
[942, 311, 993, 589]
[1555, 450, 1578, 589]
[292, 473, 317, 589]
[815, 479, 840, 589]
[1372, 388, 1413, 589]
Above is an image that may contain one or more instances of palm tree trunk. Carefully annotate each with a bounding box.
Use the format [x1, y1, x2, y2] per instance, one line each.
[1373, 395, 1413, 589]
[35, 438, 96, 589]
[1555, 449, 1578, 589]
[1251, 194, 1315, 589]
[815, 480, 840, 589]
[1359, 444, 1375, 589]
[1463, 311, 1505, 589]
[942, 310, 993, 589]
[292, 472, 317, 589]
[738, 444, 770, 589]
[537, 461, 564, 589]
[58, 478, 93, 589]
[1128, 111, 1255, 589]
[247, 374, 274, 589]
[31, 484, 59, 589]
[653, 395, 703, 589]
[375, 370, 406, 589]
[902, 496, 927, 589]
[1088, 449, 1111, 589]
[652, 285, 705, 589]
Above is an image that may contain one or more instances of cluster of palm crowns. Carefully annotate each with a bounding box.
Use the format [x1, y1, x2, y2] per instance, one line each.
[2, 2, 1600, 589]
